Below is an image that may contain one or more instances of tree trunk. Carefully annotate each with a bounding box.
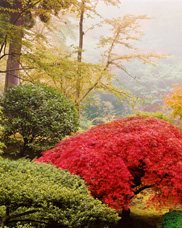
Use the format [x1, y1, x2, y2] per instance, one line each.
[121, 208, 131, 222]
[4, 0, 23, 91]
[109, 209, 132, 228]
[1, 207, 10, 228]
[109, 208, 156, 228]
[76, 0, 85, 113]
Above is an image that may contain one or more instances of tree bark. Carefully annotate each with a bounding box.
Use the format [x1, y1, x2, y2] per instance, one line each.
[76, 0, 85, 113]
[5, 0, 23, 91]
[109, 209, 131, 228]
[1, 207, 10, 228]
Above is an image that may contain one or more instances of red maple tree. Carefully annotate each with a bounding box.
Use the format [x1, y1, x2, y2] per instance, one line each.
[36, 116, 182, 211]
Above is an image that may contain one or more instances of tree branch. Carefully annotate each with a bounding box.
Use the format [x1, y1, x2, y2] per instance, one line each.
[0, 34, 8, 55]
[80, 79, 101, 102]
[12, 0, 42, 25]
[0, 53, 11, 61]
[134, 185, 153, 195]
[8, 219, 49, 225]
[8, 209, 41, 220]
[2, 71, 32, 82]
[110, 62, 138, 80]
[80, 24, 124, 103]
[0, 67, 34, 73]
[84, 22, 102, 34]
[0, 0, 41, 57]
[105, 25, 122, 70]
[100, 82, 129, 99]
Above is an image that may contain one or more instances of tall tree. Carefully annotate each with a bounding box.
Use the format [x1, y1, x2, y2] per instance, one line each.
[74, 0, 121, 112]
[0, 0, 74, 90]
[71, 0, 166, 112]
[2, 0, 167, 113]
[82, 15, 165, 99]
[4, 0, 23, 89]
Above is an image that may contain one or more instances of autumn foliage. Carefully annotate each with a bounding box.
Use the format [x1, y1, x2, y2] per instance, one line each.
[36, 116, 182, 211]
[165, 84, 182, 118]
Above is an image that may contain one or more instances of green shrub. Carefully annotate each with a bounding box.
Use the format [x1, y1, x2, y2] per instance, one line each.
[0, 159, 119, 228]
[129, 111, 172, 122]
[0, 84, 79, 158]
[161, 211, 182, 228]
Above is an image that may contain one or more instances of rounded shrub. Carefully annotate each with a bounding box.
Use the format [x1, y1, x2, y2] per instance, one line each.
[161, 211, 182, 228]
[0, 159, 119, 228]
[0, 83, 79, 158]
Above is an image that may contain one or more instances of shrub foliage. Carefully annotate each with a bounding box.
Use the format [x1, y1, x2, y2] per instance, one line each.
[0, 159, 119, 227]
[161, 211, 182, 228]
[0, 84, 79, 157]
[37, 116, 182, 211]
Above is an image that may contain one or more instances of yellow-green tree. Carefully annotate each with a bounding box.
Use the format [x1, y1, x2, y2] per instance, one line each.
[63, 3, 166, 112]
[0, 0, 74, 90]
[164, 84, 182, 118]
[2, 1, 167, 113]
[72, 0, 122, 111]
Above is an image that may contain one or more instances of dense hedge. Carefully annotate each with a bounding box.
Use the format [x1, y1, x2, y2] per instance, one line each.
[0, 84, 79, 157]
[161, 211, 182, 228]
[0, 159, 119, 228]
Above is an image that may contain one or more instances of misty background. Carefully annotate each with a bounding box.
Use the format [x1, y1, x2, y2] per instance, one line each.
[3, 0, 181, 123]
[76, 0, 182, 120]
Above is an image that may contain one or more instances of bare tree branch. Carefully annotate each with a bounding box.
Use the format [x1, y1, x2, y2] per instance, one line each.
[2, 71, 32, 82]
[0, 67, 34, 73]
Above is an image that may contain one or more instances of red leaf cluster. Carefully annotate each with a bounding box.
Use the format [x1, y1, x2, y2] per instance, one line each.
[36, 116, 182, 210]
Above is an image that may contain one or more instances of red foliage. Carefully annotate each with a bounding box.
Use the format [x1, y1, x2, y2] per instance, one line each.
[36, 116, 182, 210]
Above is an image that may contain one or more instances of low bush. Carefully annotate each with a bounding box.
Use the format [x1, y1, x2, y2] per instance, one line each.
[161, 211, 182, 228]
[0, 159, 119, 227]
[0, 84, 79, 158]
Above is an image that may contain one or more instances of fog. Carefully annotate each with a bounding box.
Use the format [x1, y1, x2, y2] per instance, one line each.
[57, 0, 182, 115]
[91, 0, 182, 112]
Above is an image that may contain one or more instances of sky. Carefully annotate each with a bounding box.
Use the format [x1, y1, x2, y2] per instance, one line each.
[87, 0, 182, 57]
[52, 0, 182, 112]
[84, 0, 182, 108]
